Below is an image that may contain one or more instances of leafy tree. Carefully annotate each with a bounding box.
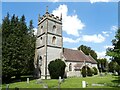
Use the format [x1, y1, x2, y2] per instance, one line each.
[106, 28, 120, 75]
[97, 58, 108, 72]
[2, 13, 36, 81]
[78, 45, 97, 60]
[108, 61, 119, 73]
[48, 59, 66, 79]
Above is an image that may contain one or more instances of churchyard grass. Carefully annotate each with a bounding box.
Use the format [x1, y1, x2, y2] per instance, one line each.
[2, 73, 120, 89]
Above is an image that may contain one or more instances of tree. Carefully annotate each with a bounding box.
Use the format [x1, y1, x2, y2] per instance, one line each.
[78, 45, 97, 60]
[106, 28, 120, 75]
[2, 13, 15, 81]
[2, 13, 36, 82]
[108, 61, 119, 73]
[0, 23, 2, 82]
[48, 59, 66, 79]
[97, 58, 108, 72]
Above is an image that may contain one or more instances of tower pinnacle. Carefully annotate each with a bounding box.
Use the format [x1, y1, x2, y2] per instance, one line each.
[46, 6, 49, 14]
[60, 13, 62, 20]
[38, 14, 41, 22]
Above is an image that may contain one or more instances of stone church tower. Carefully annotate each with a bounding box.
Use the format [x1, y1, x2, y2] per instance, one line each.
[34, 7, 63, 79]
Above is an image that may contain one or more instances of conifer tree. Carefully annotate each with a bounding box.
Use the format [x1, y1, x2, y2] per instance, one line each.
[2, 13, 36, 81]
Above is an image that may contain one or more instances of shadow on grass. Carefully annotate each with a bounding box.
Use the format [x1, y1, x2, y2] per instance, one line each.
[3, 75, 37, 84]
[110, 75, 120, 87]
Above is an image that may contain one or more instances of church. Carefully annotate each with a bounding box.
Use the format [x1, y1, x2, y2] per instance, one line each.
[34, 8, 98, 79]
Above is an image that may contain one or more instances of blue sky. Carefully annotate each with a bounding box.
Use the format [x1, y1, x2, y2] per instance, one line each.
[2, 1, 118, 59]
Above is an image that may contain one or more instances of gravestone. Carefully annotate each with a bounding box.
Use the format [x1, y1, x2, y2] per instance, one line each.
[59, 76, 62, 83]
[36, 78, 43, 84]
[82, 81, 86, 88]
[43, 83, 48, 88]
[27, 78, 29, 84]
[6, 84, 9, 90]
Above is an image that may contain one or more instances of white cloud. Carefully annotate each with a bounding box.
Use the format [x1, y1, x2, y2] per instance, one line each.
[102, 31, 109, 37]
[52, 4, 85, 36]
[71, 47, 77, 50]
[33, 28, 37, 35]
[111, 25, 118, 31]
[63, 34, 105, 43]
[96, 51, 106, 59]
[48, 0, 59, 2]
[104, 45, 114, 49]
[81, 34, 105, 43]
[96, 51, 111, 60]
[63, 37, 80, 43]
[90, 0, 111, 3]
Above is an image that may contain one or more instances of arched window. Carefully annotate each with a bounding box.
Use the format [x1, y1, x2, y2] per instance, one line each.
[40, 37, 42, 44]
[69, 63, 72, 71]
[52, 36, 56, 45]
[37, 56, 42, 66]
[53, 25, 56, 33]
[39, 56, 42, 66]
[41, 26, 43, 34]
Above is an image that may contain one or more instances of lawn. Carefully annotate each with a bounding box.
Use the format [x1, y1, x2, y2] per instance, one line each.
[2, 73, 120, 89]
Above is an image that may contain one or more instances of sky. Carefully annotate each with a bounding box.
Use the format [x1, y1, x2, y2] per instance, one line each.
[1, 0, 119, 59]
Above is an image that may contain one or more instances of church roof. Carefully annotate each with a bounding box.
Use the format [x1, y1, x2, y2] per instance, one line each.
[86, 55, 97, 64]
[63, 48, 97, 64]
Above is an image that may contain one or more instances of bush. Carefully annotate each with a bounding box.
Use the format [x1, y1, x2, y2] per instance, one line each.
[81, 66, 87, 77]
[81, 66, 95, 77]
[48, 59, 66, 79]
[92, 67, 98, 75]
[87, 67, 94, 76]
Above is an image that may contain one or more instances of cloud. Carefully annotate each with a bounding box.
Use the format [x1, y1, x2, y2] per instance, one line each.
[102, 31, 109, 37]
[63, 34, 105, 43]
[71, 47, 77, 50]
[96, 51, 111, 60]
[96, 51, 106, 59]
[33, 28, 37, 35]
[48, 0, 59, 2]
[81, 34, 105, 43]
[111, 25, 118, 31]
[90, 0, 111, 3]
[52, 4, 85, 36]
[104, 45, 114, 49]
[63, 37, 80, 43]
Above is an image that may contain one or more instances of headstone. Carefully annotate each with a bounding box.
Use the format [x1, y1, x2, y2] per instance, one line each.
[82, 81, 86, 88]
[36, 78, 43, 84]
[6, 84, 9, 90]
[115, 72, 118, 75]
[92, 83, 104, 86]
[59, 76, 62, 83]
[43, 83, 48, 88]
[27, 78, 29, 84]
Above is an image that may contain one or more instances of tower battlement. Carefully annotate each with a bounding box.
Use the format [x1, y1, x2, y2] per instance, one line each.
[38, 13, 62, 24]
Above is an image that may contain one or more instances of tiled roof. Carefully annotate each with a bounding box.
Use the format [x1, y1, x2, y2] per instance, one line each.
[63, 48, 97, 64]
[87, 55, 97, 64]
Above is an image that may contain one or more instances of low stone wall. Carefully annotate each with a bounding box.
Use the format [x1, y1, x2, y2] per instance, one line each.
[67, 71, 82, 77]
